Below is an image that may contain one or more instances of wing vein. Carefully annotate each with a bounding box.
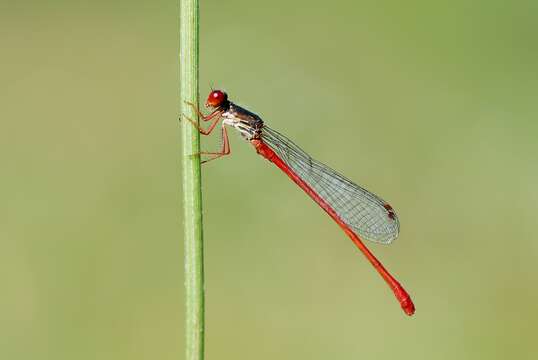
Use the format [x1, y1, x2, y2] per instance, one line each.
[261, 125, 400, 244]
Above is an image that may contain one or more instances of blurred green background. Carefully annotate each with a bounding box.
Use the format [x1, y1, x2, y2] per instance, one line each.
[2, 0, 537, 359]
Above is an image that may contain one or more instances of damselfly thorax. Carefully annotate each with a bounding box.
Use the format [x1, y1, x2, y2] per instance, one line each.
[221, 102, 264, 140]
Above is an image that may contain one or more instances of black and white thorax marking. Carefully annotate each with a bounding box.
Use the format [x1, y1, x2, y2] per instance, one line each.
[221, 102, 264, 141]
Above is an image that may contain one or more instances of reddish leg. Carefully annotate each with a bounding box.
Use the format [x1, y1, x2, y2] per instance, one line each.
[182, 110, 232, 164]
[199, 126, 231, 164]
[183, 112, 222, 135]
[185, 101, 222, 122]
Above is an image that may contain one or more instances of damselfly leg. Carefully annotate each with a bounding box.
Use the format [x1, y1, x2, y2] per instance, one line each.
[182, 102, 232, 164]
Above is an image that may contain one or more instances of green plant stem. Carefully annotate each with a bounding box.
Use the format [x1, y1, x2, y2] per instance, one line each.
[179, 0, 204, 359]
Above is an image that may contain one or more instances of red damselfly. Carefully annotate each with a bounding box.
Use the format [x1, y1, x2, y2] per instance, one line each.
[183, 90, 415, 316]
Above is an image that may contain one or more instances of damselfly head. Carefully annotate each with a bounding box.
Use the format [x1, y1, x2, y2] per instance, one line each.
[206, 90, 228, 108]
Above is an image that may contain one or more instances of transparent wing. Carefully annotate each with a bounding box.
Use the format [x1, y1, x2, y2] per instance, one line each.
[261, 126, 399, 244]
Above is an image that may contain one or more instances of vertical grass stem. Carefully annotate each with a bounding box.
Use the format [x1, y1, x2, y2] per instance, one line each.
[179, 0, 204, 359]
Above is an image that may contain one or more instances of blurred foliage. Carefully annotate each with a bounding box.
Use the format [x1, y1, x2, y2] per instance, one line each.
[1, 0, 537, 359]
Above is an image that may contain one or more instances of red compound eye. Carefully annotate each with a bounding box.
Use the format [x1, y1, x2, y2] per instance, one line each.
[206, 90, 227, 107]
